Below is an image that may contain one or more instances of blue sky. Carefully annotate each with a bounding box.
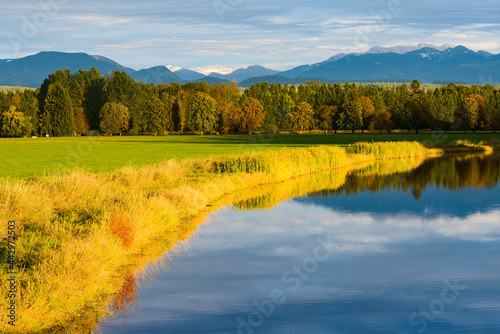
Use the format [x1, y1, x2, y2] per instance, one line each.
[1, 0, 500, 71]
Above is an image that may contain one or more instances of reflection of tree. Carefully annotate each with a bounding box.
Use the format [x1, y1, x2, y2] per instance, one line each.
[335, 154, 500, 200]
[234, 157, 426, 211]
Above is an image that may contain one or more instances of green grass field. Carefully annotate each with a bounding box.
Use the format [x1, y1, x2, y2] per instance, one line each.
[1, 131, 499, 178]
[0, 86, 33, 93]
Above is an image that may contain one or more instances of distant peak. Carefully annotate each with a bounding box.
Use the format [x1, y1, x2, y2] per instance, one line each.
[437, 43, 456, 50]
[245, 65, 264, 69]
[365, 43, 456, 55]
[166, 65, 182, 72]
[189, 65, 236, 76]
[143, 65, 175, 73]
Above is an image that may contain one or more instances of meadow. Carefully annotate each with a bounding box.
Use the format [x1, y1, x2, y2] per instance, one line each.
[1, 131, 499, 178]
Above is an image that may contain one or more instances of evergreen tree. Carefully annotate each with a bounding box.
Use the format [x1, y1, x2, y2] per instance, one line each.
[275, 94, 294, 131]
[82, 68, 106, 130]
[190, 92, 219, 133]
[40, 83, 75, 137]
[143, 96, 166, 136]
[338, 101, 363, 133]
[405, 80, 432, 133]
[18, 90, 39, 135]
[161, 92, 175, 133]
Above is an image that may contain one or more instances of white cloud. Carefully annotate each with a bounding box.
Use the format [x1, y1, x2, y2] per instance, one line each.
[63, 15, 136, 26]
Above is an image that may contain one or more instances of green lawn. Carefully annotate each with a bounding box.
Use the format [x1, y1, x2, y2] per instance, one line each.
[1, 131, 498, 178]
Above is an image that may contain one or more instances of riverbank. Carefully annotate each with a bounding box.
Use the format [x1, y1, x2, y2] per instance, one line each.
[1, 133, 499, 179]
[0, 141, 489, 333]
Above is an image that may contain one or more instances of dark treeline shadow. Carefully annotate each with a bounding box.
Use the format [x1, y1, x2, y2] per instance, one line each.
[330, 153, 500, 200]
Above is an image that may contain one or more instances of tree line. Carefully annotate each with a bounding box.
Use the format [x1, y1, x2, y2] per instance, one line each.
[0, 68, 499, 137]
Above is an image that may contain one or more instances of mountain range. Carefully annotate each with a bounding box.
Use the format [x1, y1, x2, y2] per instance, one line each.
[1, 44, 499, 88]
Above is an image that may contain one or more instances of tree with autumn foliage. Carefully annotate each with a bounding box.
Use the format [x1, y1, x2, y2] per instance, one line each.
[317, 105, 335, 131]
[99, 102, 130, 135]
[358, 96, 375, 133]
[290, 102, 314, 133]
[239, 97, 265, 133]
[73, 107, 90, 135]
[1, 106, 32, 137]
[469, 94, 487, 132]
[372, 109, 394, 133]
[455, 96, 479, 133]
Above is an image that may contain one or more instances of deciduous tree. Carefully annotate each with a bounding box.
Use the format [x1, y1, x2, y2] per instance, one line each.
[99, 102, 130, 135]
[372, 109, 394, 133]
[358, 96, 375, 133]
[317, 105, 335, 131]
[74, 107, 90, 135]
[455, 96, 479, 133]
[240, 97, 265, 133]
[290, 101, 314, 133]
[1, 106, 32, 137]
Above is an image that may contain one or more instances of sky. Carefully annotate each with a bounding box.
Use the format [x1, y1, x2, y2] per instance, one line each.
[1, 0, 500, 71]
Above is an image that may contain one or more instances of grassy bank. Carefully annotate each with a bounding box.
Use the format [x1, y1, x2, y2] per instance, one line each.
[1, 132, 499, 178]
[0, 141, 458, 333]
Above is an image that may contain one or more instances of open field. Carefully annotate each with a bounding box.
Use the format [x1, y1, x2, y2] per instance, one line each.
[1, 131, 499, 178]
[0, 86, 33, 93]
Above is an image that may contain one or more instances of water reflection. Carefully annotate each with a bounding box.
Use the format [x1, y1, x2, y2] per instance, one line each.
[297, 154, 500, 219]
[98, 153, 500, 334]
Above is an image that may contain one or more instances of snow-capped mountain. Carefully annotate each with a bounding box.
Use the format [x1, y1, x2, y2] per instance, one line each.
[274, 44, 499, 85]
[189, 65, 236, 76]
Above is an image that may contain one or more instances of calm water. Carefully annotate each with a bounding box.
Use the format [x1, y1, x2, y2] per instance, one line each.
[100, 154, 500, 334]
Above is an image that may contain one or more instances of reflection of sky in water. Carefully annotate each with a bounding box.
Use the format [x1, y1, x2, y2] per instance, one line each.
[101, 184, 500, 333]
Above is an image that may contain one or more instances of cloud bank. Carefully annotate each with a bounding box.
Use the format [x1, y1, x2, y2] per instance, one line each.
[2, 0, 500, 70]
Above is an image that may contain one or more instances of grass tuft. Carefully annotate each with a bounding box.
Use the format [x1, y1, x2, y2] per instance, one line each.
[110, 211, 135, 249]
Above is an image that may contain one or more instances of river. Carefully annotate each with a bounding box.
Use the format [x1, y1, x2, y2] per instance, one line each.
[98, 153, 500, 334]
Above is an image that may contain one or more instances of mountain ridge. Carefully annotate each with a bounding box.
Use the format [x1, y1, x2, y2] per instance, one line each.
[1, 44, 499, 88]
